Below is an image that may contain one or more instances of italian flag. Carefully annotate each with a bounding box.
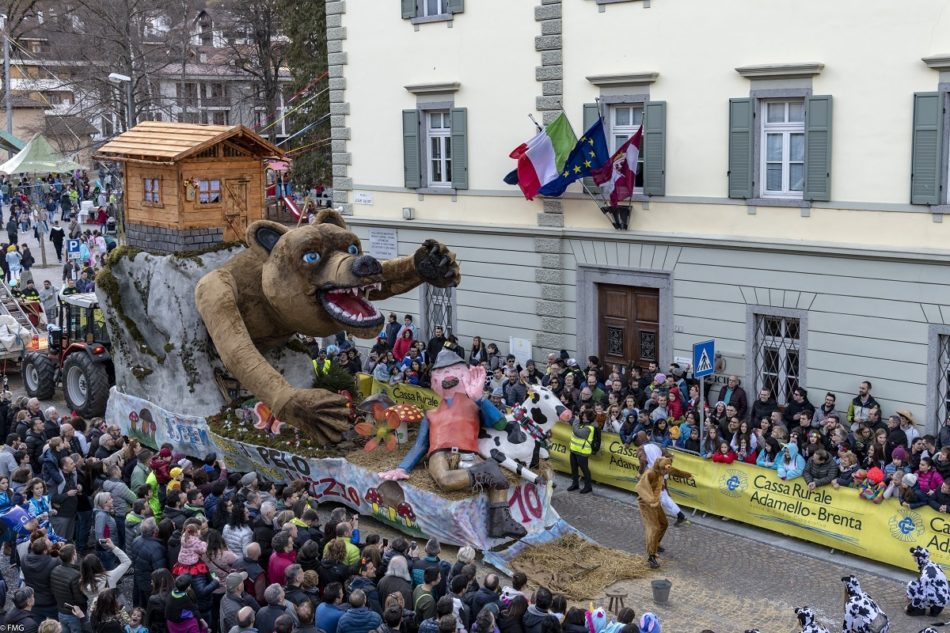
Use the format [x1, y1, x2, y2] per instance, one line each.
[509, 113, 577, 200]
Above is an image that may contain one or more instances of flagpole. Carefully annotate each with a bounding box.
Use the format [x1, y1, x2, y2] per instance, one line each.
[527, 114, 543, 133]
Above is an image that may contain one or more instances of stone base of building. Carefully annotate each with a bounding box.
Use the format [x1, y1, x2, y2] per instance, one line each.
[125, 223, 224, 253]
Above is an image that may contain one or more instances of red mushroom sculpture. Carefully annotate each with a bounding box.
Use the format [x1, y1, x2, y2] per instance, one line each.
[365, 488, 382, 514]
[397, 502, 416, 528]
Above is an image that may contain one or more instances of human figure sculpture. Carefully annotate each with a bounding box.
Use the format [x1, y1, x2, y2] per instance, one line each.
[379, 349, 527, 539]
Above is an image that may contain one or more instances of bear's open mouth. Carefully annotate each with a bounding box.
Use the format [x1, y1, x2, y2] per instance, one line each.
[319, 282, 385, 328]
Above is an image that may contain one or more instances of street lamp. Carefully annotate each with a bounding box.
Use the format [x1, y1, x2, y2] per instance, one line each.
[0, 13, 12, 153]
[108, 72, 134, 132]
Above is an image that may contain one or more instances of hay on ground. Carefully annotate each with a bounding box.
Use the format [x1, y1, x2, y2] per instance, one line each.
[510, 534, 650, 600]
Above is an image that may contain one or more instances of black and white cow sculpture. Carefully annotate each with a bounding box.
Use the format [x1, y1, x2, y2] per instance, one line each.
[478, 385, 571, 485]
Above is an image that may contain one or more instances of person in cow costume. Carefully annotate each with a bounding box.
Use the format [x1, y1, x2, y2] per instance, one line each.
[380, 349, 527, 538]
[744, 607, 830, 633]
[842, 575, 889, 633]
[906, 546, 950, 617]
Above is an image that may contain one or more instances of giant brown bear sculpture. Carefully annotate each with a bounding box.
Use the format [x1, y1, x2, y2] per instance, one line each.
[195, 210, 459, 444]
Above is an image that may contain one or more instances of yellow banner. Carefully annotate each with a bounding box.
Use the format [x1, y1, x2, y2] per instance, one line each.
[360, 380, 950, 572]
[371, 378, 441, 410]
[548, 423, 950, 572]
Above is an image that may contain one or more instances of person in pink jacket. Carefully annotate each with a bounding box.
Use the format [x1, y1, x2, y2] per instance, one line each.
[174, 523, 209, 576]
[917, 457, 945, 495]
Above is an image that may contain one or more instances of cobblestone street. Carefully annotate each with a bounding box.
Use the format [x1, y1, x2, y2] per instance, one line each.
[550, 483, 926, 632]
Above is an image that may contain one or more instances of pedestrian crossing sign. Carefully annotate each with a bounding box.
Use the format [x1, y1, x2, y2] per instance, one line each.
[693, 339, 715, 378]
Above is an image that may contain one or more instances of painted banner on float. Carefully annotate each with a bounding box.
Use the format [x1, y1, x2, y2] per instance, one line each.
[209, 429, 557, 551]
[547, 423, 950, 572]
[105, 387, 217, 457]
[106, 387, 558, 551]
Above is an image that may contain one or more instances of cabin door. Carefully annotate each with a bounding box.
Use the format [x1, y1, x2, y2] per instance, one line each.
[223, 179, 249, 240]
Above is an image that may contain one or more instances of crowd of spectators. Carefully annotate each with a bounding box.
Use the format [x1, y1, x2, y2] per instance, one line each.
[0, 387, 670, 633]
[332, 322, 950, 511]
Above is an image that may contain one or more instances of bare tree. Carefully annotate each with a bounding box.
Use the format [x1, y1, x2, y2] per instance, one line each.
[211, 0, 287, 142]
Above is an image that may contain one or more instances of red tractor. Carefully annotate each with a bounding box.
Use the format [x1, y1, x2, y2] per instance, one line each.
[23, 292, 114, 417]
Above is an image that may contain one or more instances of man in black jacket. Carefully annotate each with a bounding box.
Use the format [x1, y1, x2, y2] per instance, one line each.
[50, 544, 85, 633]
[782, 387, 815, 429]
[3, 587, 39, 633]
[427, 326, 447, 360]
[220, 571, 262, 633]
[20, 538, 60, 621]
[253, 501, 277, 567]
[24, 418, 46, 473]
[465, 574, 500, 621]
[749, 388, 779, 425]
[130, 518, 167, 608]
[51, 456, 80, 541]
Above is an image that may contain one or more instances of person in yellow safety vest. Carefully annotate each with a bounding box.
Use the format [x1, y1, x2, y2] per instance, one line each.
[312, 349, 330, 375]
[567, 409, 596, 494]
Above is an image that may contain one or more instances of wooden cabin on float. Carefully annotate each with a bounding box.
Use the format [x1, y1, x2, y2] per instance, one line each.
[93, 122, 284, 252]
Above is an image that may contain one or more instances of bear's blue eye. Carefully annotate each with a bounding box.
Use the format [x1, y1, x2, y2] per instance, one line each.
[347, 244, 359, 255]
[302, 251, 321, 264]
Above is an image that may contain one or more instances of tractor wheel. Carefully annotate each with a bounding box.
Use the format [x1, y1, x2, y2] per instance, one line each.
[63, 353, 110, 417]
[23, 352, 56, 400]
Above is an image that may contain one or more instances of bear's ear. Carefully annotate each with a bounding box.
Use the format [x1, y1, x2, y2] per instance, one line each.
[246, 220, 289, 256]
[314, 209, 348, 229]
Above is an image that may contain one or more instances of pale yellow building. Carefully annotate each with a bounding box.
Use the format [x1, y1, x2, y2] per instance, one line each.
[328, 0, 950, 431]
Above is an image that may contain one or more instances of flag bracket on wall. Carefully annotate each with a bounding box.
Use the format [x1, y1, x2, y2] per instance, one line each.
[600, 204, 631, 230]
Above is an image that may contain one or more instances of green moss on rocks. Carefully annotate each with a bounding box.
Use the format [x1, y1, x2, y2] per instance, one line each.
[96, 250, 158, 359]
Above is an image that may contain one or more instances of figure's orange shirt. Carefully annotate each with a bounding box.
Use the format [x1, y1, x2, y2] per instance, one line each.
[427, 395, 480, 455]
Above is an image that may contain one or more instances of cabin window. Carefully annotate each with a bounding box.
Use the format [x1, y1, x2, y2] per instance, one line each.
[143, 177, 161, 205]
[197, 179, 221, 204]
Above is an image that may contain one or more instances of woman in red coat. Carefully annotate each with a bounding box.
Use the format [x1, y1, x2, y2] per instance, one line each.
[393, 329, 413, 362]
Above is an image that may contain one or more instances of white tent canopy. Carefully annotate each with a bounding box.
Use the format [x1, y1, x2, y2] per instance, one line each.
[0, 134, 82, 175]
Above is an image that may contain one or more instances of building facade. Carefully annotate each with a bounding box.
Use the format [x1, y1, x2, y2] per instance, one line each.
[330, 0, 950, 432]
[8, 7, 291, 153]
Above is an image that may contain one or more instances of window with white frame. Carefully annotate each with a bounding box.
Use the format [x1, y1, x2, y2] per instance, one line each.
[143, 178, 161, 205]
[761, 100, 805, 198]
[752, 312, 801, 406]
[426, 111, 452, 187]
[197, 179, 221, 205]
[423, 0, 445, 16]
[609, 105, 645, 191]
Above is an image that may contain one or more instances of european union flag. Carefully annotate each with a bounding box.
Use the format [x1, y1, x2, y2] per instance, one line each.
[537, 117, 610, 197]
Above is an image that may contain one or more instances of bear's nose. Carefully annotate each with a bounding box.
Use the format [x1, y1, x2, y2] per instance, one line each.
[351, 254, 382, 277]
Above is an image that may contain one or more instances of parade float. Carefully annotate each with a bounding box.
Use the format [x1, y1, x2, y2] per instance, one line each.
[94, 123, 581, 552]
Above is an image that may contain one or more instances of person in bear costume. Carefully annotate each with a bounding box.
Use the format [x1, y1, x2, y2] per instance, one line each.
[635, 457, 673, 569]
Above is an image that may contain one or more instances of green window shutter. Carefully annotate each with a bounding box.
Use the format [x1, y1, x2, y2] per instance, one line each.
[583, 102, 600, 192]
[447, 0, 464, 14]
[403, 109, 421, 189]
[643, 101, 666, 197]
[803, 95, 833, 202]
[450, 107, 468, 190]
[402, 0, 417, 19]
[911, 92, 943, 205]
[727, 98, 754, 199]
